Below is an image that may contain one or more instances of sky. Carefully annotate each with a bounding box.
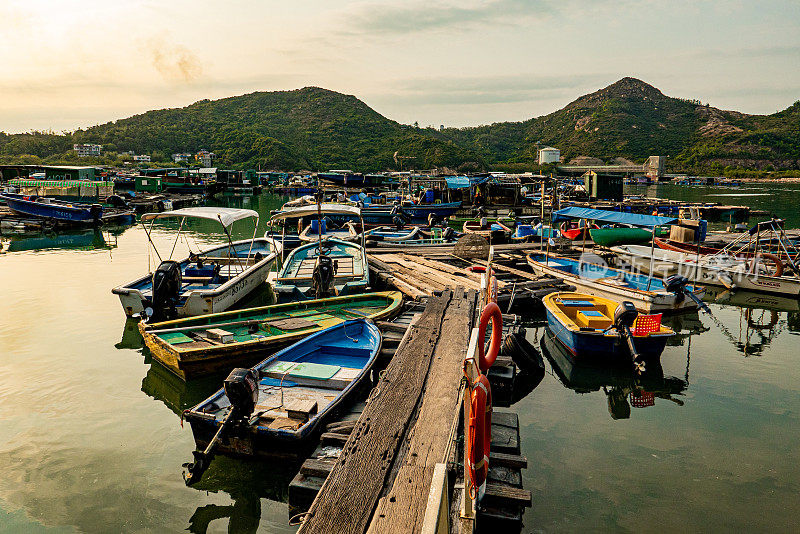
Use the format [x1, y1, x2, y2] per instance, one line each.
[1, 0, 799, 133]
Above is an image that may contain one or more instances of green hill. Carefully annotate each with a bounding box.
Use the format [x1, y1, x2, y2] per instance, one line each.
[0, 79, 798, 176]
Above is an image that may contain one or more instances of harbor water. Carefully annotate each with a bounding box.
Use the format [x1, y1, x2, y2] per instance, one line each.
[1, 189, 800, 532]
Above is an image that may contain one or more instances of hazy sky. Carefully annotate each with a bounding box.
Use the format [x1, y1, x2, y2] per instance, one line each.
[1, 0, 799, 133]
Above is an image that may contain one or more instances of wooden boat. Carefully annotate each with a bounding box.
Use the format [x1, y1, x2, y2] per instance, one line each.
[274, 238, 369, 302]
[183, 319, 381, 462]
[526, 252, 704, 313]
[611, 244, 800, 297]
[140, 291, 402, 379]
[112, 207, 281, 319]
[0, 192, 103, 223]
[357, 225, 421, 243]
[560, 221, 599, 241]
[589, 227, 653, 247]
[298, 219, 363, 242]
[462, 220, 512, 243]
[543, 292, 674, 359]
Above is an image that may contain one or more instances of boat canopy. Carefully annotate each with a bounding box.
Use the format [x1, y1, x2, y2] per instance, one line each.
[552, 207, 678, 227]
[269, 203, 362, 222]
[141, 207, 259, 228]
[445, 176, 470, 189]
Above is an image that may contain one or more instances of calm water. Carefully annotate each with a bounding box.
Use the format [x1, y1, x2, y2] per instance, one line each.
[1, 189, 799, 533]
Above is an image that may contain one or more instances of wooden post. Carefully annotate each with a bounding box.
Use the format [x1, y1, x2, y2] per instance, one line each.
[461, 327, 481, 523]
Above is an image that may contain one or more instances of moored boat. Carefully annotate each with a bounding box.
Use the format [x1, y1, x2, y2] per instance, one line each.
[112, 207, 281, 319]
[140, 291, 403, 380]
[560, 221, 599, 241]
[526, 252, 704, 313]
[589, 227, 653, 247]
[543, 292, 675, 359]
[182, 319, 381, 481]
[462, 219, 512, 243]
[0, 192, 103, 223]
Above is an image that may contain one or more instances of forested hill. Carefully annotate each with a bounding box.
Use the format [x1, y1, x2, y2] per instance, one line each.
[434, 77, 800, 174]
[1, 79, 798, 175]
[0, 87, 484, 171]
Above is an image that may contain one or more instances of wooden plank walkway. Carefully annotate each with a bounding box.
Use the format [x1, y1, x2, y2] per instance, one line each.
[298, 288, 477, 534]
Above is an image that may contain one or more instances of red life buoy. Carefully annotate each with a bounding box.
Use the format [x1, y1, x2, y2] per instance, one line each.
[747, 252, 783, 277]
[467, 265, 486, 273]
[478, 302, 502, 372]
[467, 373, 492, 498]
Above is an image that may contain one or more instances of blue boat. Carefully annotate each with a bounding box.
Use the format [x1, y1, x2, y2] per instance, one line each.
[0, 192, 103, 223]
[324, 202, 463, 226]
[543, 292, 674, 359]
[184, 319, 381, 458]
[318, 171, 365, 186]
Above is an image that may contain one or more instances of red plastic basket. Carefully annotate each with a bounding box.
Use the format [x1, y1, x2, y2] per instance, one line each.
[632, 313, 662, 336]
[630, 390, 655, 408]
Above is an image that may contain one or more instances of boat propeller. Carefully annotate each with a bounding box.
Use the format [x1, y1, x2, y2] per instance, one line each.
[613, 301, 646, 374]
[183, 368, 259, 486]
[666, 274, 714, 315]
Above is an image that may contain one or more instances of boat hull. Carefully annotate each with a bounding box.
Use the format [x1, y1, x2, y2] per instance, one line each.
[140, 292, 403, 380]
[590, 227, 652, 247]
[0, 193, 102, 223]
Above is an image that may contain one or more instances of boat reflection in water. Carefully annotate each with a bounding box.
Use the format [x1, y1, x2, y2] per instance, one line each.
[116, 318, 145, 350]
[140, 360, 224, 416]
[1, 228, 120, 253]
[186, 454, 300, 534]
[540, 327, 688, 419]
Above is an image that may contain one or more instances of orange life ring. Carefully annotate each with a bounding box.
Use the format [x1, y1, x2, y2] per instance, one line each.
[478, 302, 502, 372]
[467, 265, 486, 273]
[747, 252, 783, 277]
[466, 373, 492, 498]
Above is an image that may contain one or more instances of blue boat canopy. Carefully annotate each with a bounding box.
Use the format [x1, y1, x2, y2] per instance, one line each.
[552, 207, 678, 227]
[445, 176, 470, 189]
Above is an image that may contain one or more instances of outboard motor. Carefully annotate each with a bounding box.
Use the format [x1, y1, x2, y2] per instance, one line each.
[106, 194, 129, 209]
[312, 255, 336, 299]
[150, 260, 182, 322]
[612, 301, 646, 374]
[442, 226, 455, 242]
[427, 213, 439, 227]
[393, 214, 406, 230]
[89, 204, 103, 221]
[184, 368, 258, 486]
[665, 274, 689, 303]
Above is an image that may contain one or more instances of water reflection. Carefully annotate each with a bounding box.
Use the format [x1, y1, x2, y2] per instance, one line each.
[141, 361, 224, 416]
[539, 327, 689, 420]
[116, 318, 144, 350]
[186, 456, 300, 534]
[1, 227, 126, 254]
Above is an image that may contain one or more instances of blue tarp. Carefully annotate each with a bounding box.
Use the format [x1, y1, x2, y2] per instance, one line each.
[552, 206, 678, 227]
[444, 176, 470, 189]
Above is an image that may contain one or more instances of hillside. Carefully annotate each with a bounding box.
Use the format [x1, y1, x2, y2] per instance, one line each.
[435, 77, 800, 175]
[0, 79, 798, 175]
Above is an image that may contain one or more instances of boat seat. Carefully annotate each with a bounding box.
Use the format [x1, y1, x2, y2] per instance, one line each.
[185, 265, 218, 278]
[559, 299, 595, 307]
[575, 309, 612, 329]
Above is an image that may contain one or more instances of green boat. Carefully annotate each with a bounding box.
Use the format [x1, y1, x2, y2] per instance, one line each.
[590, 227, 656, 247]
[139, 291, 403, 380]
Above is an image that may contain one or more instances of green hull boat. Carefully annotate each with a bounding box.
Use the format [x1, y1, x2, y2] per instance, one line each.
[140, 291, 403, 380]
[590, 227, 654, 247]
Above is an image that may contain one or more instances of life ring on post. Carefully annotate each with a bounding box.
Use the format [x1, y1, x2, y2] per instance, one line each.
[466, 373, 492, 500]
[747, 252, 783, 277]
[478, 302, 502, 373]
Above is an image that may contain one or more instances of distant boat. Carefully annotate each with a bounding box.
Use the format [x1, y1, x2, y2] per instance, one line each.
[589, 227, 653, 247]
[183, 319, 381, 470]
[526, 252, 704, 313]
[462, 219, 512, 243]
[560, 221, 598, 241]
[0, 192, 103, 223]
[112, 207, 281, 319]
[139, 291, 402, 380]
[543, 291, 674, 359]
[317, 170, 365, 186]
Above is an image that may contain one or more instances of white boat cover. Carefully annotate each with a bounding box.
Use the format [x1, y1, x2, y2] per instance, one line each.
[269, 203, 362, 222]
[141, 207, 259, 228]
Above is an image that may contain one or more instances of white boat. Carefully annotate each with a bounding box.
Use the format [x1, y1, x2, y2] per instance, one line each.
[112, 207, 281, 320]
[611, 244, 800, 297]
[527, 252, 704, 314]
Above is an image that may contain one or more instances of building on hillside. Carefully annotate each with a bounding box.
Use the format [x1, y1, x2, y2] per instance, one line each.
[196, 149, 215, 167]
[133, 154, 151, 163]
[172, 152, 192, 163]
[538, 147, 560, 165]
[73, 144, 103, 157]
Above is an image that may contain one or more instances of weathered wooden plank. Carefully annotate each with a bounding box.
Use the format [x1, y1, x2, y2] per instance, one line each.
[300, 458, 336, 479]
[298, 291, 453, 534]
[482, 483, 532, 506]
[367, 288, 477, 533]
[378, 254, 479, 292]
[489, 452, 528, 470]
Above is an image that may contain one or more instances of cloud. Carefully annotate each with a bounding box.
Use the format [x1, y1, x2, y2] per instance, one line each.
[144, 38, 203, 83]
[341, 0, 546, 35]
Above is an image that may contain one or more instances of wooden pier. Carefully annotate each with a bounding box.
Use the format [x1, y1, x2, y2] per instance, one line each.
[293, 288, 531, 533]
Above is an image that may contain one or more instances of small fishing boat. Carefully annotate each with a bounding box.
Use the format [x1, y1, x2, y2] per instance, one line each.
[368, 226, 459, 248]
[534, 222, 560, 239]
[182, 319, 381, 483]
[462, 219, 512, 243]
[270, 204, 370, 302]
[589, 227, 653, 247]
[560, 221, 599, 241]
[0, 192, 103, 223]
[112, 207, 281, 319]
[611, 244, 800, 296]
[527, 252, 704, 313]
[298, 219, 364, 242]
[357, 225, 422, 243]
[139, 291, 402, 380]
[543, 292, 675, 360]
